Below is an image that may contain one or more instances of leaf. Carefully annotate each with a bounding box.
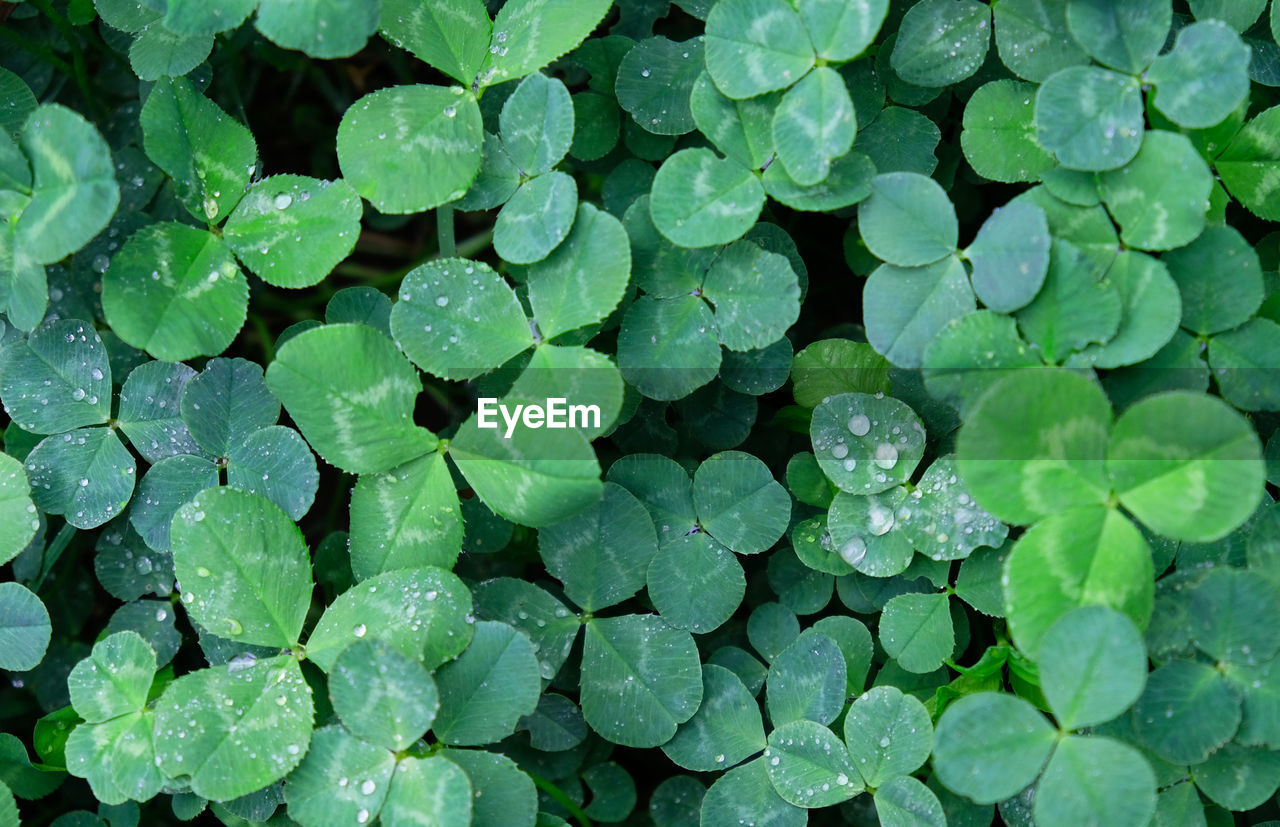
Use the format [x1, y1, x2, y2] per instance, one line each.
[810, 392, 926, 495]
[772, 67, 855, 187]
[265, 324, 436, 475]
[25, 427, 136, 530]
[1016, 240, 1122, 363]
[0, 318, 111, 434]
[762, 150, 877, 211]
[875, 776, 946, 827]
[443, 750, 538, 827]
[282, 725, 396, 827]
[1098, 131, 1212, 251]
[617, 295, 721, 400]
[649, 148, 765, 247]
[826, 489, 913, 575]
[0, 69, 36, 137]
[162, 0, 255, 35]
[67, 632, 155, 723]
[921, 311, 1041, 411]
[693, 450, 790, 554]
[879, 592, 953, 674]
[538, 482, 657, 611]
[129, 22, 213, 82]
[305, 566, 474, 672]
[499, 72, 574, 176]
[1065, 0, 1171, 74]
[1209, 318, 1280, 411]
[527, 203, 630, 339]
[171, 487, 312, 648]
[699, 759, 806, 827]
[865, 257, 976, 368]
[1135, 659, 1241, 765]
[380, 754, 473, 826]
[858, 173, 957, 267]
[1146, 21, 1251, 130]
[16, 105, 119, 264]
[766, 631, 846, 726]
[1192, 0, 1266, 30]
[964, 200, 1051, 312]
[580, 614, 702, 748]
[955, 368, 1111, 525]
[703, 0, 814, 99]
[1034, 66, 1144, 171]
[1037, 606, 1147, 730]
[65, 710, 162, 806]
[0, 214, 47, 332]
[763, 719, 860, 808]
[140, 77, 256, 223]
[350, 452, 462, 580]
[615, 36, 703, 136]
[1162, 225, 1263, 335]
[0, 453, 36, 566]
[180, 357, 280, 458]
[222, 176, 361, 289]
[336, 85, 483, 214]
[129, 454, 218, 551]
[1187, 568, 1280, 664]
[153, 656, 314, 802]
[1003, 506, 1154, 657]
[472, 578, 579, 681]
[931, 692, 1056, 804]
[0, 582, 51, 671]
[993, 0, 1090, 82]
[842, 685, 932, 787]
[478, 0, 613, 87]
[101, 223, 248, 361]
[117, 360, 203, 463]
[897, 456, 1008, 561]
[790, 340, 891, 408]
[1191, 743, 1280, 811]
[255, 0, 380, 59]
[1033, 736, 1156, 827]
[507, 344, 624, 439]
[380, 0, 491, 86]
[891, 0, 991, 87]
[798, 0, 887, 61]
[1107, 391, 1263, 542]
[493, 170, 578, 264]
[94, 519, 176, 603]
[1071, 250, 1181, 369]
[225, 426, 319, 521]
[391, 258, 532, 381]
[690, 72, 778, 170]
[648, 530, 746, 633]
[662, 665, 766, 771]
[430, 620, 541, 746]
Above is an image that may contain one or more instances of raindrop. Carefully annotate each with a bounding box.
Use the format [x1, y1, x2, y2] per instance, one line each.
[873, 443, 898, 470]
[848, 414, 871, 436]
[353, 624, 367, 638]
[274, 193, 293, 210]
[436, 295, 449, 307]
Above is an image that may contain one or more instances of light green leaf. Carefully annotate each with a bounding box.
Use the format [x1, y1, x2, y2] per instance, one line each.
[955, 368, 1111, 525]
[965, 199, 1051, 312]
[648, 530, 745, 633]
[827, 488, 915, 576]
[1163, 225, 1263, 335]
[391, 258, 532, 381]
[897, 456, 1008, 561]
[1037, 606, 1147, 730]
[223, 175, 361, 289]
[875, 776, 946, 827]
[690, 72, 777, 169]
[265, 324, 436, 475]
[507, 344, 624, 439]
[0, 216, 47, 332]
[994, 0, 1089, 82]
[921, 311, 1041, 411]
[790, 339, 891, 408]
[350, 452, 462, 580]
[693, 450, 790, 555]
[528, 203, 630, 339]
[1065, 0, 1171, 73]
[1217, 105, 1280, 220]
[499, 72, 574, 176]
[1071, 250, 1181, 369]
[662, 665, 766, 771]
[1134, 659, 1240, 764]
[811, 392, 926, 495]
[1192, 0, 1265, 30]
[1034, 66, 1144, 171]
[843, 685, 932, 787]
[255, 0, 380, 59]
[117, 360, 203, 463]
[129, 21, 214, 81]
[580, 614, 702, 748]
[961, 80, 1056, 183]
[931, 692, 1056, 804]
[1098, 131, 1211, 250]
[615, 36, 703, 136]
[1003, 506, 1154, 657]
[1015, 239, 1122, 363]
[891, 0, 991, 87]
[472, 578, 579, 681]
[1187, 568, 1280, 664]
[381, 754, 473, 827]
[0, 317, 111, 434]
[1209, 317, 1280, 411]
[865, 257, 976, 369]
[25, 427, 135, 529]
[1192, 743, 1280, 811]
[171, 487, 312, 648]
[859, 172, 957, 267]
[0, 582, 51, 671]
[1146, 21, 1251, 130]
[703, 0, 814, 99]
[1107, 391, 1263, 542]
[336, 85, 483, 214]
[140, 77, 256, 223]
[879, 592, 953, 673]
[180, 357, 279, 458]
[225, 425, 318, 521]
[766, 631, 846, 726]
[67, 631, 155, 723]
[763, 720, 860, 808]
[129, 454, 217, 551]
[699, 759, 806, 827]
[432, 620, 540, 746]
[101, 223, 248, 361]
[762, 149, 877, 211]
[65, 710, 163, 806]
[538, 481, 657, 611]
[163, 0, 256, 35]
[282, 725, 396, 827]
[153, 656, 314, 802]
[380, 0, 491, 85]
[443, 749, 538, 827]
[772, 67, 855, 186]
[798, 0, 887, 61]
[0, 453, 36, 566]
[477, 0, 613, 87]
[16, 105, 119, 264]
[650, 148, 765, 247]
[493, 170, 578, 264]
[617, 295, 721, 400]
[1033, 736, 1156, 827]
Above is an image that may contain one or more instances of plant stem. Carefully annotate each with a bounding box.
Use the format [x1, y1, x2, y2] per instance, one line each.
[527, 771, 593, 827]
[437, 205, 456, 258]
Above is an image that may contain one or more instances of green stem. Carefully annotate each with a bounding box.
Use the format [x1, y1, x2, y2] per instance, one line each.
[32, 521, 78, 593]
[0, 25, 73, 76]
[437, 206, 456, 258]
[527, 772, 593, 827]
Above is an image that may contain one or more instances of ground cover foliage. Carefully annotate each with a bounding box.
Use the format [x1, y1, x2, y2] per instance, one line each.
[2, 0, 1280, 824]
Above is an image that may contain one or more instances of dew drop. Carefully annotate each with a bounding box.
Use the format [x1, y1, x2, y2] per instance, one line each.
[848, 414, 871, 436]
